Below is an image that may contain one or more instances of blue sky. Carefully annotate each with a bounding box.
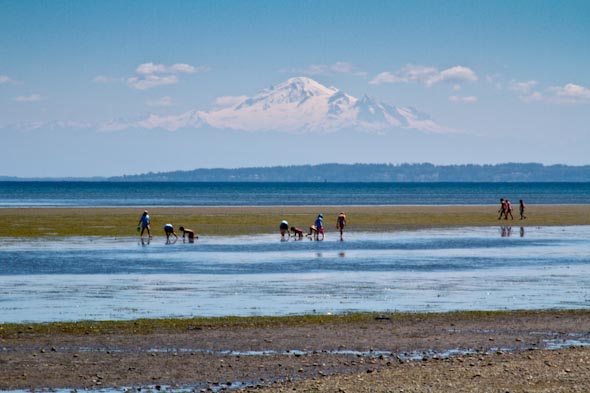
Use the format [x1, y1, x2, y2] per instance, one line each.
[1, 0, 589, 177]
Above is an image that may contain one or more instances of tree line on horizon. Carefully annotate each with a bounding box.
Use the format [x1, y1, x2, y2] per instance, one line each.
[108, 163, 590, 182]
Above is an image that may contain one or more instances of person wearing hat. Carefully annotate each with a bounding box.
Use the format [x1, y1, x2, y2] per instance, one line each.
[308, 213, 324, 241]
[137, 210, 152, 239]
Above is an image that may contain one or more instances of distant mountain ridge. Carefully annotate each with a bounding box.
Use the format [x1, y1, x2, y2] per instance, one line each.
[110, 163, 590, 182]
[2, 77, 447, 134]
[105, 77, 448, 133]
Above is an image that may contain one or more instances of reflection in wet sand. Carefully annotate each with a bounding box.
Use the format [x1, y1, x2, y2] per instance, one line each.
[1, 226, 590, 323]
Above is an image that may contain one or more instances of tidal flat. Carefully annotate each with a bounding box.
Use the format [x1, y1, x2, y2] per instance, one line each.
[2, 205, 590, 391]
[1, 204, 590, 237]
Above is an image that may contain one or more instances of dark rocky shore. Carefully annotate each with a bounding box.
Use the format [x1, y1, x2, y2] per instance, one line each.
[1, 310, 589, 392]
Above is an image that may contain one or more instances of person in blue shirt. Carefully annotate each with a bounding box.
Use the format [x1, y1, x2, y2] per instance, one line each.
[307, 213, 324, 240]
[137, 210, 152, 239]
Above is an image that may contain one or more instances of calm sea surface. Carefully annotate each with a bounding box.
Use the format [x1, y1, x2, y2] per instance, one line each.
[1, 181, 590, 207]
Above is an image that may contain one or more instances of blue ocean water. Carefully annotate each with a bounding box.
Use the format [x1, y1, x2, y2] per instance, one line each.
[1, 181, 590, 207]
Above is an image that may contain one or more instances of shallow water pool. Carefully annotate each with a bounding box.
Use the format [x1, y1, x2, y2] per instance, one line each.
[1, 226, 589, 322]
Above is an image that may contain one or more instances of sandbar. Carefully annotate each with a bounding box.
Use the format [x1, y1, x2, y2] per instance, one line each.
[1, 204, 590, 237]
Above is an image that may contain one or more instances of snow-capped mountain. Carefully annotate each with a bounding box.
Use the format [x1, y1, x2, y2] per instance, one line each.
[129, 77, 447, 133]
[201, 77, 359, 132]
[204, 77, 448, 132]
[7, 77, 447, 134]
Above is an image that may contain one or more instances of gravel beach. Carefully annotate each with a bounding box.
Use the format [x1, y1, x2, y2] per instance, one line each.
[1, 311, 590, 391]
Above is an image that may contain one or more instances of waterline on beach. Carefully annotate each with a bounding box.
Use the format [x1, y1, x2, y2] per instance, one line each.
[1, 226, 590, 323]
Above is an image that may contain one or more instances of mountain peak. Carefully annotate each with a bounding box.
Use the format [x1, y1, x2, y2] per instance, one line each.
[102, 77, 448, 134]
[272, 76, 338, 97]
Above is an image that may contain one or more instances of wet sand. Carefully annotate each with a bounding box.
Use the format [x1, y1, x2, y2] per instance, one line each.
[1, 310, 590, 391]
[1, 204, 590, 237]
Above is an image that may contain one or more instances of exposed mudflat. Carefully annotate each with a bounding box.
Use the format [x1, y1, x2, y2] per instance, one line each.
[1, 310, 589, 392]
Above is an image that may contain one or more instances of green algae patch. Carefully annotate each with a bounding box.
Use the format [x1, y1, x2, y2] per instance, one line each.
[1, 205, 589, 237]
[2, 310, 589, 338]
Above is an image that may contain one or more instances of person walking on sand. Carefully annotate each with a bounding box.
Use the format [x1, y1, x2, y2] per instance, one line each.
[138, 210, 152, 239]
[519, 199, 527, 220]
[336, 212, 347, 241]
[163, 223, 178, 242]
[498, 198, 507, 220]
[506, 199, 514, 220]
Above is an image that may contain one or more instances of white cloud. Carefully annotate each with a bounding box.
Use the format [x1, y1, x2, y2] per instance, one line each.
[368, 72, 397, 85]
[136, 62, 208, 75]
[169, 63, 208, 74]
[15, 94, 42, 102]
[98, 120, 130, 132]
[213, 95, 248, 108]
[508, 80, 538, 94]
[136, 63, 168, 75]
[370, 64, 478, 86]
[127, 62, 208, 90]
[434, 66, 478, 85]
[284, 62, 367, 77]
[370, 65, 437, 85]
[549, 83, 590, 100]
[520, 92, 543, 103]
[147, 96, 175, 107]
[127, 75, 179, 90]
[0, 74, 16, 84]
[506, 80, 543, 103]
[449, 95, 478, 103]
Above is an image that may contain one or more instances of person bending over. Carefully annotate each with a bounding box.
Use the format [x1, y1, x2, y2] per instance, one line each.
[280, 220, 290, 239]
[179, 226, 198, 242]
[290, 226, 304, 239]
[163, 223, 178, 242]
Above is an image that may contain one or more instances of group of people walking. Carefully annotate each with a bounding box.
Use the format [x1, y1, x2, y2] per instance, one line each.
[280, 212, 347, 241]
[498, 199, 527, 220]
